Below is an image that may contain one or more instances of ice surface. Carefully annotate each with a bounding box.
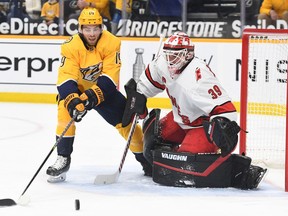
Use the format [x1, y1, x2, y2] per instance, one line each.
[0, 102, 287, 216]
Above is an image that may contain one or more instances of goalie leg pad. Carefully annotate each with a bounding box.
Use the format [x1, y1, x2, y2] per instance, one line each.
[230, 154, 251, 188]
[142, 109, 179, 165]
[152, 151, 267, 189]
[142, 109, 162, 164]
[152, 150, 233, 188]
[231, 154, 267, 190]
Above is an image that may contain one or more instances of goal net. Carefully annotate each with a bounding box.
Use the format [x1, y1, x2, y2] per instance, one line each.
[240, 28, 288, 192]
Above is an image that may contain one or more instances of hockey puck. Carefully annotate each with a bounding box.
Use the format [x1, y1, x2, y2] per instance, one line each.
[75, 199, 80, 210]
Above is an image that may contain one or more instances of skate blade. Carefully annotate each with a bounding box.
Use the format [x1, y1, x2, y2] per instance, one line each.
[47, 173, 66, 183]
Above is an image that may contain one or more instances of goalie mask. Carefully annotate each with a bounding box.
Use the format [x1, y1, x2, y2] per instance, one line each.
[163, 32, 194, 79]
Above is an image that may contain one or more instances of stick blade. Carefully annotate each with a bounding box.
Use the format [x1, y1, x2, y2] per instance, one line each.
[0, 199, 17, 207]
[94, 171, 119, 185]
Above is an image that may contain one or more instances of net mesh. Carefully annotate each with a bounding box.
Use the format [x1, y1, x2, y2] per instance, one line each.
[245, 33, 288, 168]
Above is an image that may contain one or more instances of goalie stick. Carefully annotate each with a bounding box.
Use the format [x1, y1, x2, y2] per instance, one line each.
[0, 114, 76, 207]
[94, 114, 139, 185]
[153, 33, 164, 60]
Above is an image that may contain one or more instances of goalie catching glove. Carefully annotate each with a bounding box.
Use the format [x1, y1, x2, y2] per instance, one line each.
[64, 93, 87, 122]
[122, 78, 147, 127]
[203, 117, 241, 157]
[80, 84, 104, 110]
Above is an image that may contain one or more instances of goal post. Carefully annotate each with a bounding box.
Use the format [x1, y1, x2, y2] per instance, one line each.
[240, 28, 288, 192]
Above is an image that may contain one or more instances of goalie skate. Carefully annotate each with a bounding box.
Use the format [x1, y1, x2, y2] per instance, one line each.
[47, 173, 67, 183]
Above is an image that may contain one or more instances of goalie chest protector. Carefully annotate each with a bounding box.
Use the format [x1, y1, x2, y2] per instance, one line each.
[153, 150, 240, 188]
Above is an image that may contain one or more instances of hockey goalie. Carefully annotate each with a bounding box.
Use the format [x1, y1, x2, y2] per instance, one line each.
[123, 31, 267, 189]
[141, 108, 266, 189]
[123, 81, 266, 189]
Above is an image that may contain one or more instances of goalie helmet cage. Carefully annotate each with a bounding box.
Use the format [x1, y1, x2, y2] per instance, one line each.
[240, 28, 288, 192]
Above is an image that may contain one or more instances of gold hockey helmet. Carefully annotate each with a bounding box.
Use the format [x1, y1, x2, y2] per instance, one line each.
[78, 7, 103, 28]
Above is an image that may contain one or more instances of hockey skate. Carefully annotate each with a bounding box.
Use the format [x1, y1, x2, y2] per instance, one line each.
[246, 165, 267, 189]
[238, 164, 267, 189]
[46, 155, 71, 183]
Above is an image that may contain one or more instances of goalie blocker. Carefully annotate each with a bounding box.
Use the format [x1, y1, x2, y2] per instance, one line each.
[122, 78, 147, 127]
[142, 109, 267, 189]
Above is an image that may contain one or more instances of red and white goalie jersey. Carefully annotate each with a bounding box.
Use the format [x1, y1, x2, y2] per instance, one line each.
[137, 55, 237, 130]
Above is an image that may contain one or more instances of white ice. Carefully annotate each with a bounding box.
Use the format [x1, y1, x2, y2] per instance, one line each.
[0, 102, 288, 216]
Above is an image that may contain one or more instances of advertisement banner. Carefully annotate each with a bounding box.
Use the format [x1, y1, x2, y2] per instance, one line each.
[1, 18, 288, 38]
[0, 36, 242, 103]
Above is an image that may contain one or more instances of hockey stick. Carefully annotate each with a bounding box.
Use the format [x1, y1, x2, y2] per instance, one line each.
[153, 33, 165, 60]
[94, 114, 139, 185]
[0, 115, 76, 207]
[94, 35, 164, 185]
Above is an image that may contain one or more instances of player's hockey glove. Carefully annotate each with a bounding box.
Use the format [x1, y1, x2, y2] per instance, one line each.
[80, 85, 104, 110]
[122, 78, 147, 127]
[203, 117, 241, 157]
[64, 93, 87, 122]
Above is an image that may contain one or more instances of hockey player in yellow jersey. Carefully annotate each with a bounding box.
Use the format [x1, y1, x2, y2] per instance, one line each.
[46, 7, 152, 183]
